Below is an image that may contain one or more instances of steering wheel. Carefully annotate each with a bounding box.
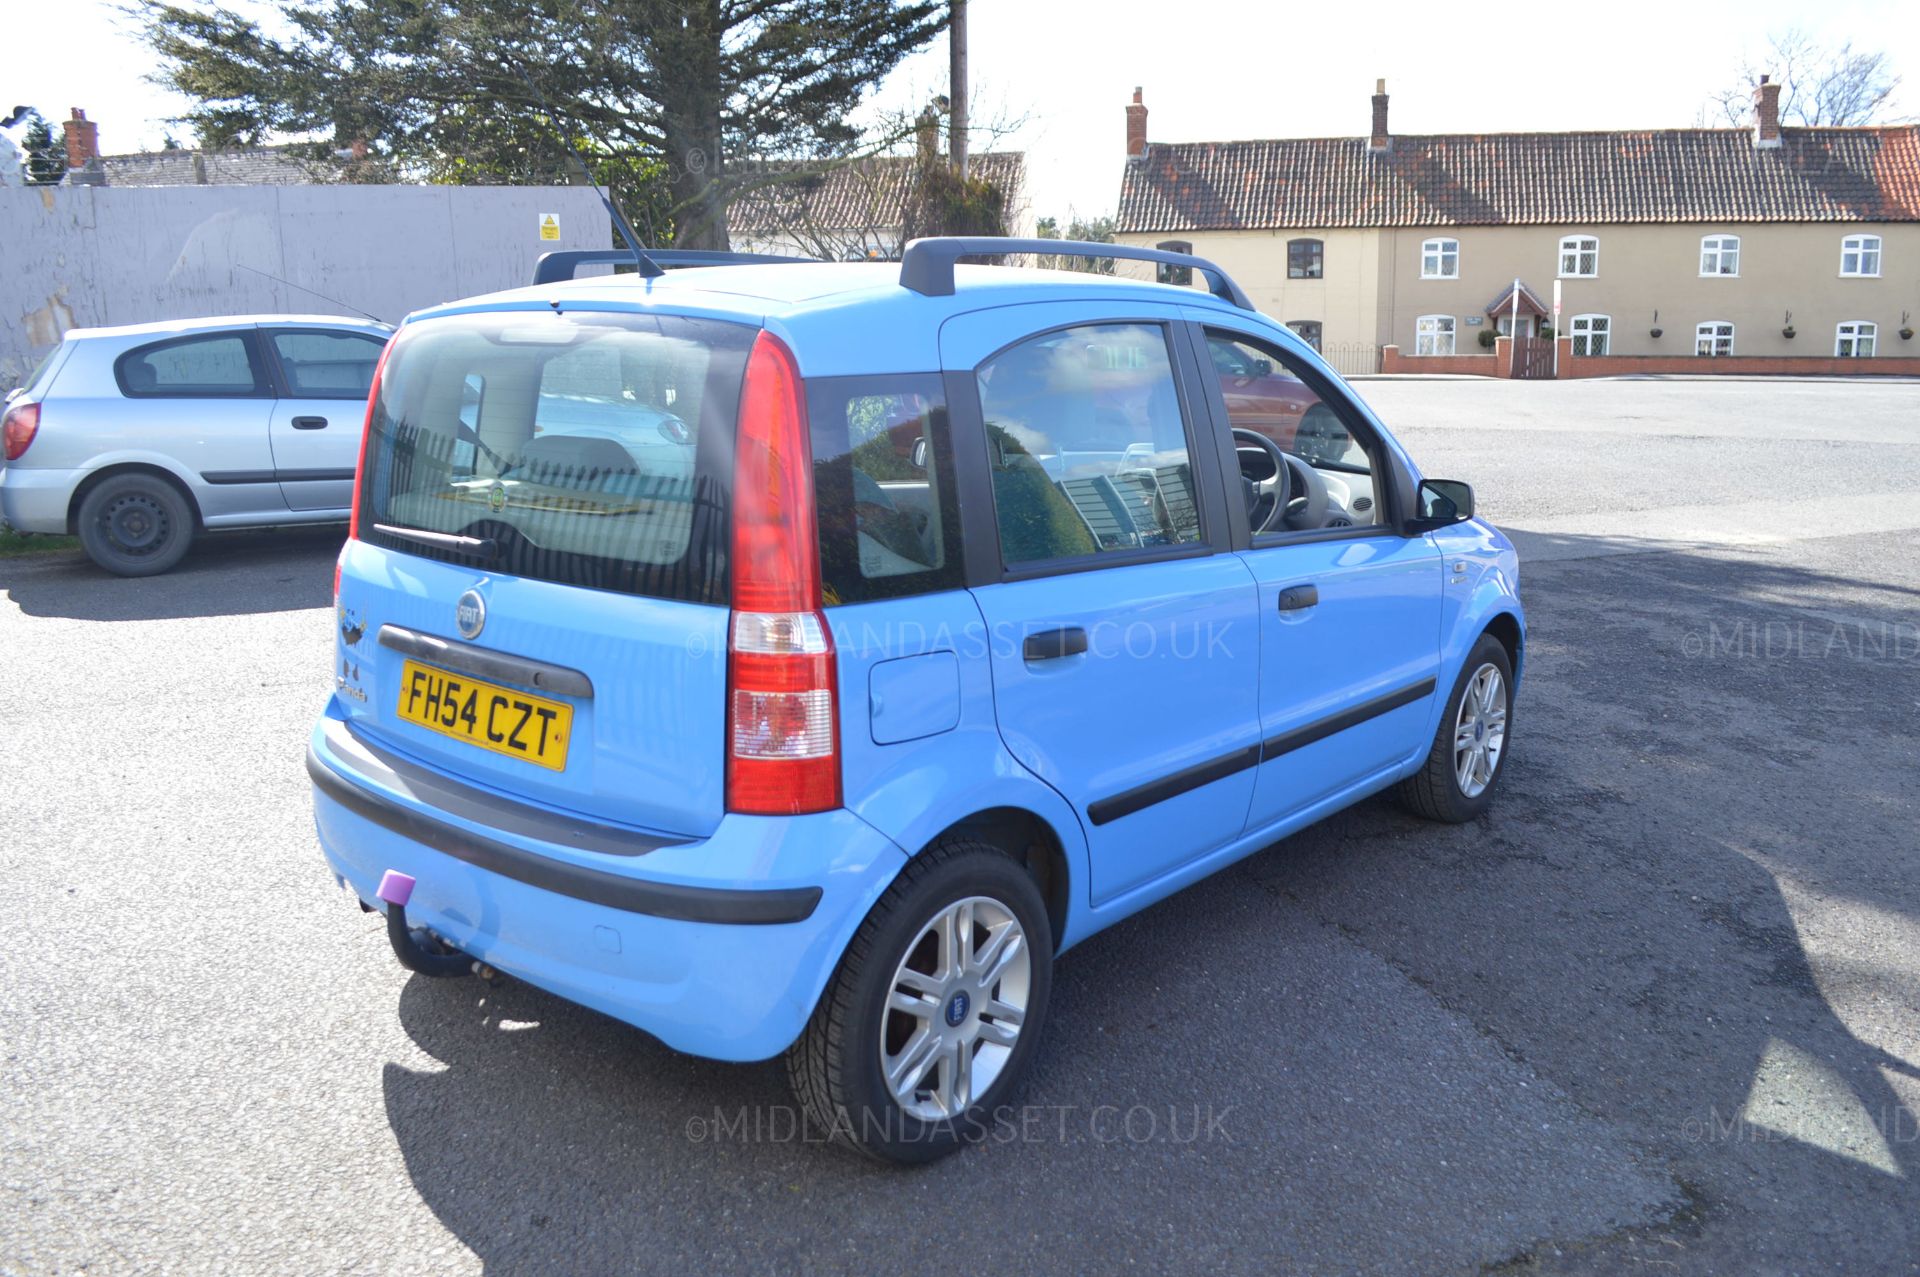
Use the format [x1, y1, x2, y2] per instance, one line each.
[1231, 428, 1291, 533]
[1279, 453, 1330, 530]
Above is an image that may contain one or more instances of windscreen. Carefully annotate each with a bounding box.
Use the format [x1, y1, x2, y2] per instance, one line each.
[360, 309, 754, 604]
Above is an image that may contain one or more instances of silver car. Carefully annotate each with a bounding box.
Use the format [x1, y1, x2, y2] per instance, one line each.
[1, 315, 392, 575]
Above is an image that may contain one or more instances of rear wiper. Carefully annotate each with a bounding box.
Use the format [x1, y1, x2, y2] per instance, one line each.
[372, 523, 498, 560]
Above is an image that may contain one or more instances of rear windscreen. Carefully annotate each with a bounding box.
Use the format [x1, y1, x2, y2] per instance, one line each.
[360, 310, 754, 604]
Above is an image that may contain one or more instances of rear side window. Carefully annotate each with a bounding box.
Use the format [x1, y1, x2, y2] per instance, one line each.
[361, 310, 754, 604]
[978, 322, 1204, 567]
[808, 375, 961, 605]
[271, 330, 387, 398]
[117, 334, 265, 397]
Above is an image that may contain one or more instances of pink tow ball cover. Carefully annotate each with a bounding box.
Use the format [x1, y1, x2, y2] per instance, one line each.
[376, 870, 416, 907]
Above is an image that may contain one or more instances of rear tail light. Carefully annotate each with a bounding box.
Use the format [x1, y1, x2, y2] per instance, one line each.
[336, 338, 395, 601]
[348, 337, 396, 542]
[2, 401, 40, 461]
[726, 331, 840, 816]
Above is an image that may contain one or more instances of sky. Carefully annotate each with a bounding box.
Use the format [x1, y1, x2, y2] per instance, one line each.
[7, 0, 1916, 220]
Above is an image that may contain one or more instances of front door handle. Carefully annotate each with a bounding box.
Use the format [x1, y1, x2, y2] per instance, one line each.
[291, 415, 329, 430]
[1023, 627, 1088, 661]
[1277, 584, 1319, 612]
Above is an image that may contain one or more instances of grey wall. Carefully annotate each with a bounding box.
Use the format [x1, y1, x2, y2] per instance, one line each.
[1, 184, 615, 385]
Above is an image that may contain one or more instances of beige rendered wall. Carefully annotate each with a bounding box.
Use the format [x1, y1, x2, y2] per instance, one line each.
[1122, 222, 1920, 360]
[1113, 228, 1391, 346]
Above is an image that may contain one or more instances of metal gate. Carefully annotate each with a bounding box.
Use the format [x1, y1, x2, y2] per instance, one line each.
[1512, 337, 1555, 379]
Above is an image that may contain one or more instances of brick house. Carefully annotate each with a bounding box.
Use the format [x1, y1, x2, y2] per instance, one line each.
[1113, 84, 1920, 376]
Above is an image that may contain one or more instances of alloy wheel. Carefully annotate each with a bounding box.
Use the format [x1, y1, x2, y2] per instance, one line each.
[1453, 662, 1508, 799]
[880, 895, 1031, 1121]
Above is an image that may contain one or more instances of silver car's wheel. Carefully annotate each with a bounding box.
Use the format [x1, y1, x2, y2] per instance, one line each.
[1452, 663, 1508, 798]
[76, 473, 195, 577]
[881, 895, 1031, 1122]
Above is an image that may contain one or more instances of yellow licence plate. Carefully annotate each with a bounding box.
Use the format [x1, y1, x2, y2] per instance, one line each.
[395, 659, 573, 772]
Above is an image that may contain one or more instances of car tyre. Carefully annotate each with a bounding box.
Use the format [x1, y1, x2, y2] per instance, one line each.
[76, 473, 195, 577]
[1396, 633, 1514, 823]
[786, 835, 1053, 1164]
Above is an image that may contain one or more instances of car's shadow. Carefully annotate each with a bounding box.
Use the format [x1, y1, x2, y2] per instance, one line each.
[0, 525, 343, 621]
[365, 530, 1920, 1273]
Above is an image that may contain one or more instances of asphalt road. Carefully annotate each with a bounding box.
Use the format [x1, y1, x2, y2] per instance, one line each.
[3, 378, 1918, 1275]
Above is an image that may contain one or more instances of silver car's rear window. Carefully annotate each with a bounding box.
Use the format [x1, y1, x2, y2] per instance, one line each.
[360, 309, 753, 604]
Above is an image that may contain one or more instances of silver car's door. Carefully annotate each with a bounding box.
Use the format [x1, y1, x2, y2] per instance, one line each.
[262, 328, 387, 511]
[113, 330, 283, 519]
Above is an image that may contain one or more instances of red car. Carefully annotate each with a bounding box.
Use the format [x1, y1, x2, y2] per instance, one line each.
[1208, 340, 1350, 465]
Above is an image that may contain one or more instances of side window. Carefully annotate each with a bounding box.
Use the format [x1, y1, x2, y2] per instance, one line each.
[271, 331, 386, 398]
[1420, 237, 1460, 279]
[978, 323, 1203, 567]
[1204, 329, 1381, 534]
[1155, 240, 1194, 286]
[117, 334, 264, 397]
[1288, 238, 1324, 280]
[809, 375, 961, 604]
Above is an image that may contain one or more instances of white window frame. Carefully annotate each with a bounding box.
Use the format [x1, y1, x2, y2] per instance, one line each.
[1835, 321, 1877, 358]
[1695, 321, 1735, 357]
[1414, 315, 1456, 356]
[1558, 235, 1599, 278]
[1420, 237, 1460, 279]
[1569, 314, 1611, 357]
[1699, 234, 1740, 277]
[1840, 235, 1882, 278]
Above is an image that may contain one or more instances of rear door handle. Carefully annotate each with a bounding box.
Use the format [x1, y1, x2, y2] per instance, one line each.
[291, 415, 329, 430]
[1023, 627, 1088, 661]
[1277, 584, 1319, 612]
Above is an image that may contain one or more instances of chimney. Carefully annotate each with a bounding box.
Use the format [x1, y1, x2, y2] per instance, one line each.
[1754, 75, 1782, 149]
[63, 108, 99, 170]
[1368, 80, 1390, 152]
[1126, 87, 1148, 158]
[349, 138, 368, 161]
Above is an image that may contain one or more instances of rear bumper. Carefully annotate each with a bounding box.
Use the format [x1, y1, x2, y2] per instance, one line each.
[308, 712, 908, 1061]
[0, 465, 79, 533]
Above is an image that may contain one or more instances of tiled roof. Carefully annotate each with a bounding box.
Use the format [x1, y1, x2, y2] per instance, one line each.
[92, 146, 343, 187]
[1115, 128, 1920, 232]
[729, 151, 1025, 233]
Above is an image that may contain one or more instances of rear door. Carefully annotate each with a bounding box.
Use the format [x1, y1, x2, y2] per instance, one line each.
[263, 327, 388, 511]
[944, 302, 1263, 907]
[341, 308, 754, 837]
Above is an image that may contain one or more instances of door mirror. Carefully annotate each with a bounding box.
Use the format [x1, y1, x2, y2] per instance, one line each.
[1412, 478, 1474, 528]
[1251, 357, 1273, 377]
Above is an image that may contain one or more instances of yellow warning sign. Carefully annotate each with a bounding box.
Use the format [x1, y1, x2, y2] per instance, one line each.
[539, 213, 560, 242]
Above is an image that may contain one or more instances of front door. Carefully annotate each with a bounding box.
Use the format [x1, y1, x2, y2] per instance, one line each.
[262, 328, 387, 511]
[946, 307, 1263, 906]
[1194, 323, 1444, 830]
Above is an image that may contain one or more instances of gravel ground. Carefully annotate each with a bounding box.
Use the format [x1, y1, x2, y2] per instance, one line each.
[2, 377, 1917, 1275]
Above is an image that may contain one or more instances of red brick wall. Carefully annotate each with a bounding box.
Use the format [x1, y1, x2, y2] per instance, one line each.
[1381, 340, 1920, 378]
[1560, 341, 1920, 378]
[1380, 344, 1499, 376]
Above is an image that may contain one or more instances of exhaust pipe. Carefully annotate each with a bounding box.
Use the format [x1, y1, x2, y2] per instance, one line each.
[377, 871, 473, 979]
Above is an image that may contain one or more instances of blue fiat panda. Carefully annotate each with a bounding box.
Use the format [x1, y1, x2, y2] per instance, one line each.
[309, 238, 1522, 1162]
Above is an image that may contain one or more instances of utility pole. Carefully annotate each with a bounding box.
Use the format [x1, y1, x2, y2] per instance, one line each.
[949, 0, 968, 178]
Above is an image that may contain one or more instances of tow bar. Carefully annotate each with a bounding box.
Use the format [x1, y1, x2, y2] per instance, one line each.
[377, 870, 482, 979]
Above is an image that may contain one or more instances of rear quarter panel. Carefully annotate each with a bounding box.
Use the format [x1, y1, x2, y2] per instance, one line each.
[830, 590, 1091, 933]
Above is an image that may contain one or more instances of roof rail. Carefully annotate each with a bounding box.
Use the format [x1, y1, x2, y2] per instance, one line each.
[531, 248, 819, 287]
[898, 237, 1254, 311]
